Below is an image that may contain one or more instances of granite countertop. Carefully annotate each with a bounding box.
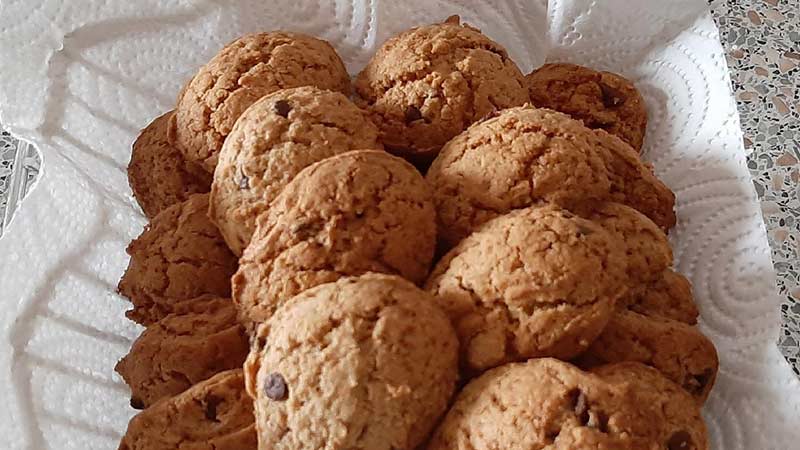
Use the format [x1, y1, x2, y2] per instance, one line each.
[0, 0, 797, 374]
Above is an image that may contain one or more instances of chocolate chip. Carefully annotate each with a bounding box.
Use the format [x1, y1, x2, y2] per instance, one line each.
[586, 410, 608, 432]
[667, 430, 693, 450]
[130, 397, 144, 410]
[684, 369, 713, 396]
[598, 81, 627, 108]
[238, 170, 249, 190]
[576, 224, 594, 237]
[568, 388, 588, 421]
[274, 100, 292, 118]
[404, 105, 423, 123]
[264, 372, 288, 401]
[204, 394, 223, 421]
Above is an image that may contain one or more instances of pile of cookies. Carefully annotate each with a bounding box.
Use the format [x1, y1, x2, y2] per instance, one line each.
[115, 16, 718, 450]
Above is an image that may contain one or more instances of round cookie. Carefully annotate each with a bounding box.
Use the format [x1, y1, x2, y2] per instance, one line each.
[174, 32, 351, 173]
[118, 193, 238, 325]
[581, 202, 672, 286]
[579, 310, 719, 404]
[526, 63, 648, 151]
[426, 106, 675, 247]
[354, 16, 529, 164]
[128, 111, 211, 218]
[210, 86, 382, 255]
[115, 296, 248, 409]
[620, 269, 699, 324]
[232, 150, 436, 329]
[592, 362, 709, 450]
[119, 369, 256, 450]
[425, 205, 627, 373]
[427, 358, 708, 450]
[244, 274, 459, 450]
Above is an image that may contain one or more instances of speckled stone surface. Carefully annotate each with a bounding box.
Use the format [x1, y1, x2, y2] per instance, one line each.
[0, 1, 798, 375]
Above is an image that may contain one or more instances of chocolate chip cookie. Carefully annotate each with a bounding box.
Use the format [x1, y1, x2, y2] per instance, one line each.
[115, 296, 248, 409]
[579, 310, 718, 404]
[244, 274, 459, 450]
[128, 111, 212, 218]
[427, 358, 709, 450]
[620, 269, 699, 324]
[118, 369, 256, 450]
[425, 205, 627, 373]
[426, 106, 675, 247]
[355, 16, 529, 164]
[527, 63, 648, 151]
[174, 32, 351, 173]
[210, 86, 382, 255]
[118, 193, 238, 325]
[232, 150, 436, 329]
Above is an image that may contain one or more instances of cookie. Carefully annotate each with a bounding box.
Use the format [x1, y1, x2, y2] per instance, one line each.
[244, 274, 459, 450]
[592, 362, 709, 450]
[579, 310, 718, 404]
[426, 106, 675, 247]
[526, 63, 648, 151]
[210, 86, 382, 255]
[174, 32, 351, 173]
[115, 296, 248, 409]
[118, 369, 256, 450]
[118, 193, 238, 325]
[232, 150, 436, 329]
[581, 202, 672, 286]
[620, 269, 699, 324]
[425, 205, 627, 373]
[427, 358, 708, 450]
[355, 16, 528, 164]
[128, 111, 212, 218]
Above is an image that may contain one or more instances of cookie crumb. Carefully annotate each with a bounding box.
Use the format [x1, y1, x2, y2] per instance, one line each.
[264, 373, 288, 401]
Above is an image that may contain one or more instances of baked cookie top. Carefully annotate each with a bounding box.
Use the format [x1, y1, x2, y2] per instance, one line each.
[210, 86, 382, 255]
[526, 62, 648, 151]
[244, 274, 458, 450]
[355, 16, 528, 163]
[118, 193, 238, 325]
[174, 32, 350, 172]
[425, 205, 627, 372]
[620, 269, 699, 324]
[232, 150, 436, 329]
[128, 111, 211, 218]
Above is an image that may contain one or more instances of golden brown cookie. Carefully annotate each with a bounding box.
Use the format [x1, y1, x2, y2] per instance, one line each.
[118, 369, 256, 450]
[592, 362, 709, 450]
[426, 106, 675, 247]
[355, 16, 529, 164]
[579, 310, 718, 404]
[232, 150, 436, 329]
[526, 63, 648, 151]
[425, 205, 627, 373]
[427, 358, 709, 450]
[115, 296, 248, 409]
[620, 269, 699, 324]
[581, 202, 672, 286]
[118, 193, 238, 325]
[210, 86, 382, 255]
[244, 274, 458, 450]
[174, 32, 351, 173]
[128, 111, 211, 218]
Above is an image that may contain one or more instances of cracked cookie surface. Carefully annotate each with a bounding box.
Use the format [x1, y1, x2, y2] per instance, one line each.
[526, 63, 648, 151]
[128, 111, 212, 218]
[232, 150, 436, 329]
[116, 296, 249, 409]
[118, 193, 238, 325]
[425, 205, 627, 373]
[174, 32, 351, 173]
[427, 358, 708, 450]
[244, 274, 458, 450]
[426, 106, 675, 247]
[210, 86, 382, 255]
[579, 309, 718, 404]
[118, 369, 256, 450]
[354, 17, 528, 163]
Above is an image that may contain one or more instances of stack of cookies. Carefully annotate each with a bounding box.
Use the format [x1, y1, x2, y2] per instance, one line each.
[115, 16, 717, 450]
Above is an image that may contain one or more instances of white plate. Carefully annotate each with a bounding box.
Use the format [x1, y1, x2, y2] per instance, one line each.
[1, 0, 799, 448]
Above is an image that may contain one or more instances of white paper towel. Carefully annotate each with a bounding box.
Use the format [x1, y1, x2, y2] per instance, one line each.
[0, 0, 799, 448]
